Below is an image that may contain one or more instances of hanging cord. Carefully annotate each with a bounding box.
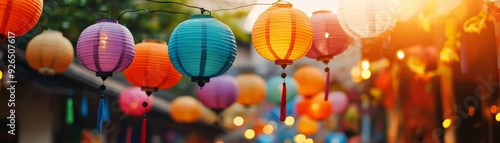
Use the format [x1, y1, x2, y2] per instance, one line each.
[280, 65, 287, 122]
[211, 3, 274, 12]
[141, 92, 152, 143]
[117, 9, 191, 21]
[145, 0, 277, 15]
[97, 76, 107, 134]
[324, 61, 330, 101]
[145, 0, 211, 15]
[50, 0, 112, 18]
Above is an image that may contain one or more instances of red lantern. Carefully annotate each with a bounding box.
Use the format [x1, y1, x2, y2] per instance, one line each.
[305, 94, 332, 120]
[0, 0, 43, 37]
[118, 87, 152, 117]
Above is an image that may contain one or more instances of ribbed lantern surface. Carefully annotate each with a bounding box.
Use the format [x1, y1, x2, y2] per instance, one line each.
[26, 30, 74, 76]
[196, 75, 238, 114]
[76, 18, 135, 77]
[124, 40, 182, 92]
[168, 15, 237, 88]
[338, 0, 396, 39]
[307, 10, 349, 61]
[0, 0, 43, 37]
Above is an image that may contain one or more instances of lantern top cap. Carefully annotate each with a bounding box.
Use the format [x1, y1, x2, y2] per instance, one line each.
[191, 14, 214, 19]
[143, 39, 166, 44]
[96, 18, 118, 23]
[312, 10, 332, 14]
[273, 3, 293, 8]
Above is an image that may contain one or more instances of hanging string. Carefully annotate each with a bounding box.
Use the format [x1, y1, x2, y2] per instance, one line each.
[145, 0, 276, 14]
[324, 61, 331, 101]
[103, 97, 111, 122]
[81, 89, 89, 118]
[141, 91, 152, 143]
[126, 126, 132, 143]
[117, 9, 191, 21]
[97, 77, 107, 134]
[50, 0, 112, 18]
[280, 65, 287, 122]
[66, 89, 74, 125]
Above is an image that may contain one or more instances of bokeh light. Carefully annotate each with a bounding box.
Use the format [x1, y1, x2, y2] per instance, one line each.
[284, 116, 295, 126]
[396, 49, 405, 60]
[491, 105, 497, 114]
[263, 124, 274, 134]
[244, 129, 255, 139]
[361, 69, 371, 80]
[361, 60, 370, 70]
[234, 116, 244, 126]
[442, 118, 451, 128]
[305, 138, 314, 143]
[294, 134, 306, 143]
[496, 113, 500, 122]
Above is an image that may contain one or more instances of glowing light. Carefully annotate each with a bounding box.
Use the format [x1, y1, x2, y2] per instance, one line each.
[244, 129, 255, 139]
[284, 116, 295, 126]
[442, 119, 451, 128]
[0, 70, 3, 80]
[351, 66, 361, 77]
[305, 138, 314, 143]
[233, 116, 244, 126]
[361, 69, 371, 80]
[468, 106, 475, 116]
[263, 124, 274, 134]
[361, 60, 370, 70]
[496, 113, 500, 122]
[215, 139, 224, 143]
[491, 105, 497, 113]
[324, 32, 330, 38]
[311, 103, 320, 111]
[396, 49, 405, 60]
[294, 134, 306, 143]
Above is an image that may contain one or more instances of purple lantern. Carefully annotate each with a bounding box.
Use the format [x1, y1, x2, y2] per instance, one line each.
[77, 18, 135, 77]
[76, 18, 135, 134]
[328, 91, 349, 114]
[196, 75, 238, 114]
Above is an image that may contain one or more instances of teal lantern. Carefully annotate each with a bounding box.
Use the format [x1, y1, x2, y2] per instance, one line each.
[168, 14, 237, 88]
[266, 76, 297, 104]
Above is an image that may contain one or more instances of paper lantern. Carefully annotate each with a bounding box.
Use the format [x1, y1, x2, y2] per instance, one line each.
[307, 10, 349, 101]
[293, 66, 325, 98]
[252, 3, 313, 121]
[196, 75, 238, 114]
[328, 91, 349, 114]
[124, 39, 182, 94]
[296, 115, 319, 136]
[168, 14, 237, 88]
[324, 132, 348, 143]
[118, 87, 152, 117]
[304, 93, 332, 120]
[77, 18, 135, 133]
[266, 76, 297, 105]
[170, 96, 203, 123]
[392, 0, 427, 22]
[338, 0, 396, 39]
[296, 97, 311, 116]
[235, 73, 266, 106]
[0, 0, 43, 37]
[26, 30, 74, 76]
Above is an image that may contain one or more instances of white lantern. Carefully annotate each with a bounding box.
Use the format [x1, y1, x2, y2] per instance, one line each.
[338, 0, 396, 39]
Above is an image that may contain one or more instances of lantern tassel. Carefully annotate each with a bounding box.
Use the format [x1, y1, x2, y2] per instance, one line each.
[66, 97, 74, 124]
[324, 67, 330, 101]
[141, 117, 147, 143]
[280, 81, 287, 122]
[97, 96, 104, 133]
[126, 126, 132, 143]
[81, 93, 88, 118]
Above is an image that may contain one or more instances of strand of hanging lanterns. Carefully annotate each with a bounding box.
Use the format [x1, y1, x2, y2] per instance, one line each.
[251, 0, 313, 122]
[26, 30, 74, 76]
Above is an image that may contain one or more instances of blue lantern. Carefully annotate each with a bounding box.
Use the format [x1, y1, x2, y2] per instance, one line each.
[325, 132, 348, 143]
[168, 14, 237, 88]
[266, 76, 297, 104]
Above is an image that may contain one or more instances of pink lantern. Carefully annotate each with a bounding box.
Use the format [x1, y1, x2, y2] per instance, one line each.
[118, 87, 153, 117]
[307, 10, 349, 101]
[76, 18, 135, 133]
[196, 75, 238, 114]
[76, 18, 135, 78]
[328, 91, 349, 114]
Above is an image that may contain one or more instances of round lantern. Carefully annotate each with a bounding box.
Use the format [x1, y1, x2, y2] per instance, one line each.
[324, 132, 348, 143]
[252, 3, 313, 121]
[338, 0, 396, 39]
[307, 10, 350, 101]
[196, 75, 238, 114]
[123, 39, 182, 95]
[296, 115, 319, 136]
[305, 93, 332, 120]
[76, 18, 135, 133]
[328, 91, 349, 114]
[236, 73, 266, 106]
[391, 0, 427, 22]
[118, 87, 152, 117]
[26, 30, 74, 76]
[293, 66, 325, 98]
[266, 76, 297, 105]
[0, 0, 43, 37]
[170, 96, 203, 123]
[296, 98, 311, 116]
[168, 14, 237, 88]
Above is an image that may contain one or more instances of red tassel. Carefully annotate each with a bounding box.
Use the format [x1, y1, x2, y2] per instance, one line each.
[280, 82, 287, 122]
[324, 67, 330, 101]
[141, 117, 147, 143]
[126, 126, 132, 143]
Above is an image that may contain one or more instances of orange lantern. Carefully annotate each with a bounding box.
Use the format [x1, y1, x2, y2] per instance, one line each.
[26, 30, 74, 76]
[169, 96, 203, 123]
[305, 93, 333, 120]
[236, 73, 266, 106]
[252, 2, 313, 122]
[0, 0, 43, 37]
[293, 66, 325, 98]
[296, 115, 319, 136]
[296, 98, 311, 116]
[123, 40, 182, 95]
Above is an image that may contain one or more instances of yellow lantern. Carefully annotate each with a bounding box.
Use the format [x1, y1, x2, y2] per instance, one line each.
[251, 2, 313, 122]
[169, 96, 203, 123]
[236, 73, 266, 106]
[26, 30, 74, 76]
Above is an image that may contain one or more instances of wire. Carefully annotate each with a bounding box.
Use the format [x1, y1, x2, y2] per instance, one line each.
[117, 9, 149, 20]
[50, 0, 112, 17]
[145, 0, 202, 9]
[117, 9, 191, 21]
[211, 3, 274, 12]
